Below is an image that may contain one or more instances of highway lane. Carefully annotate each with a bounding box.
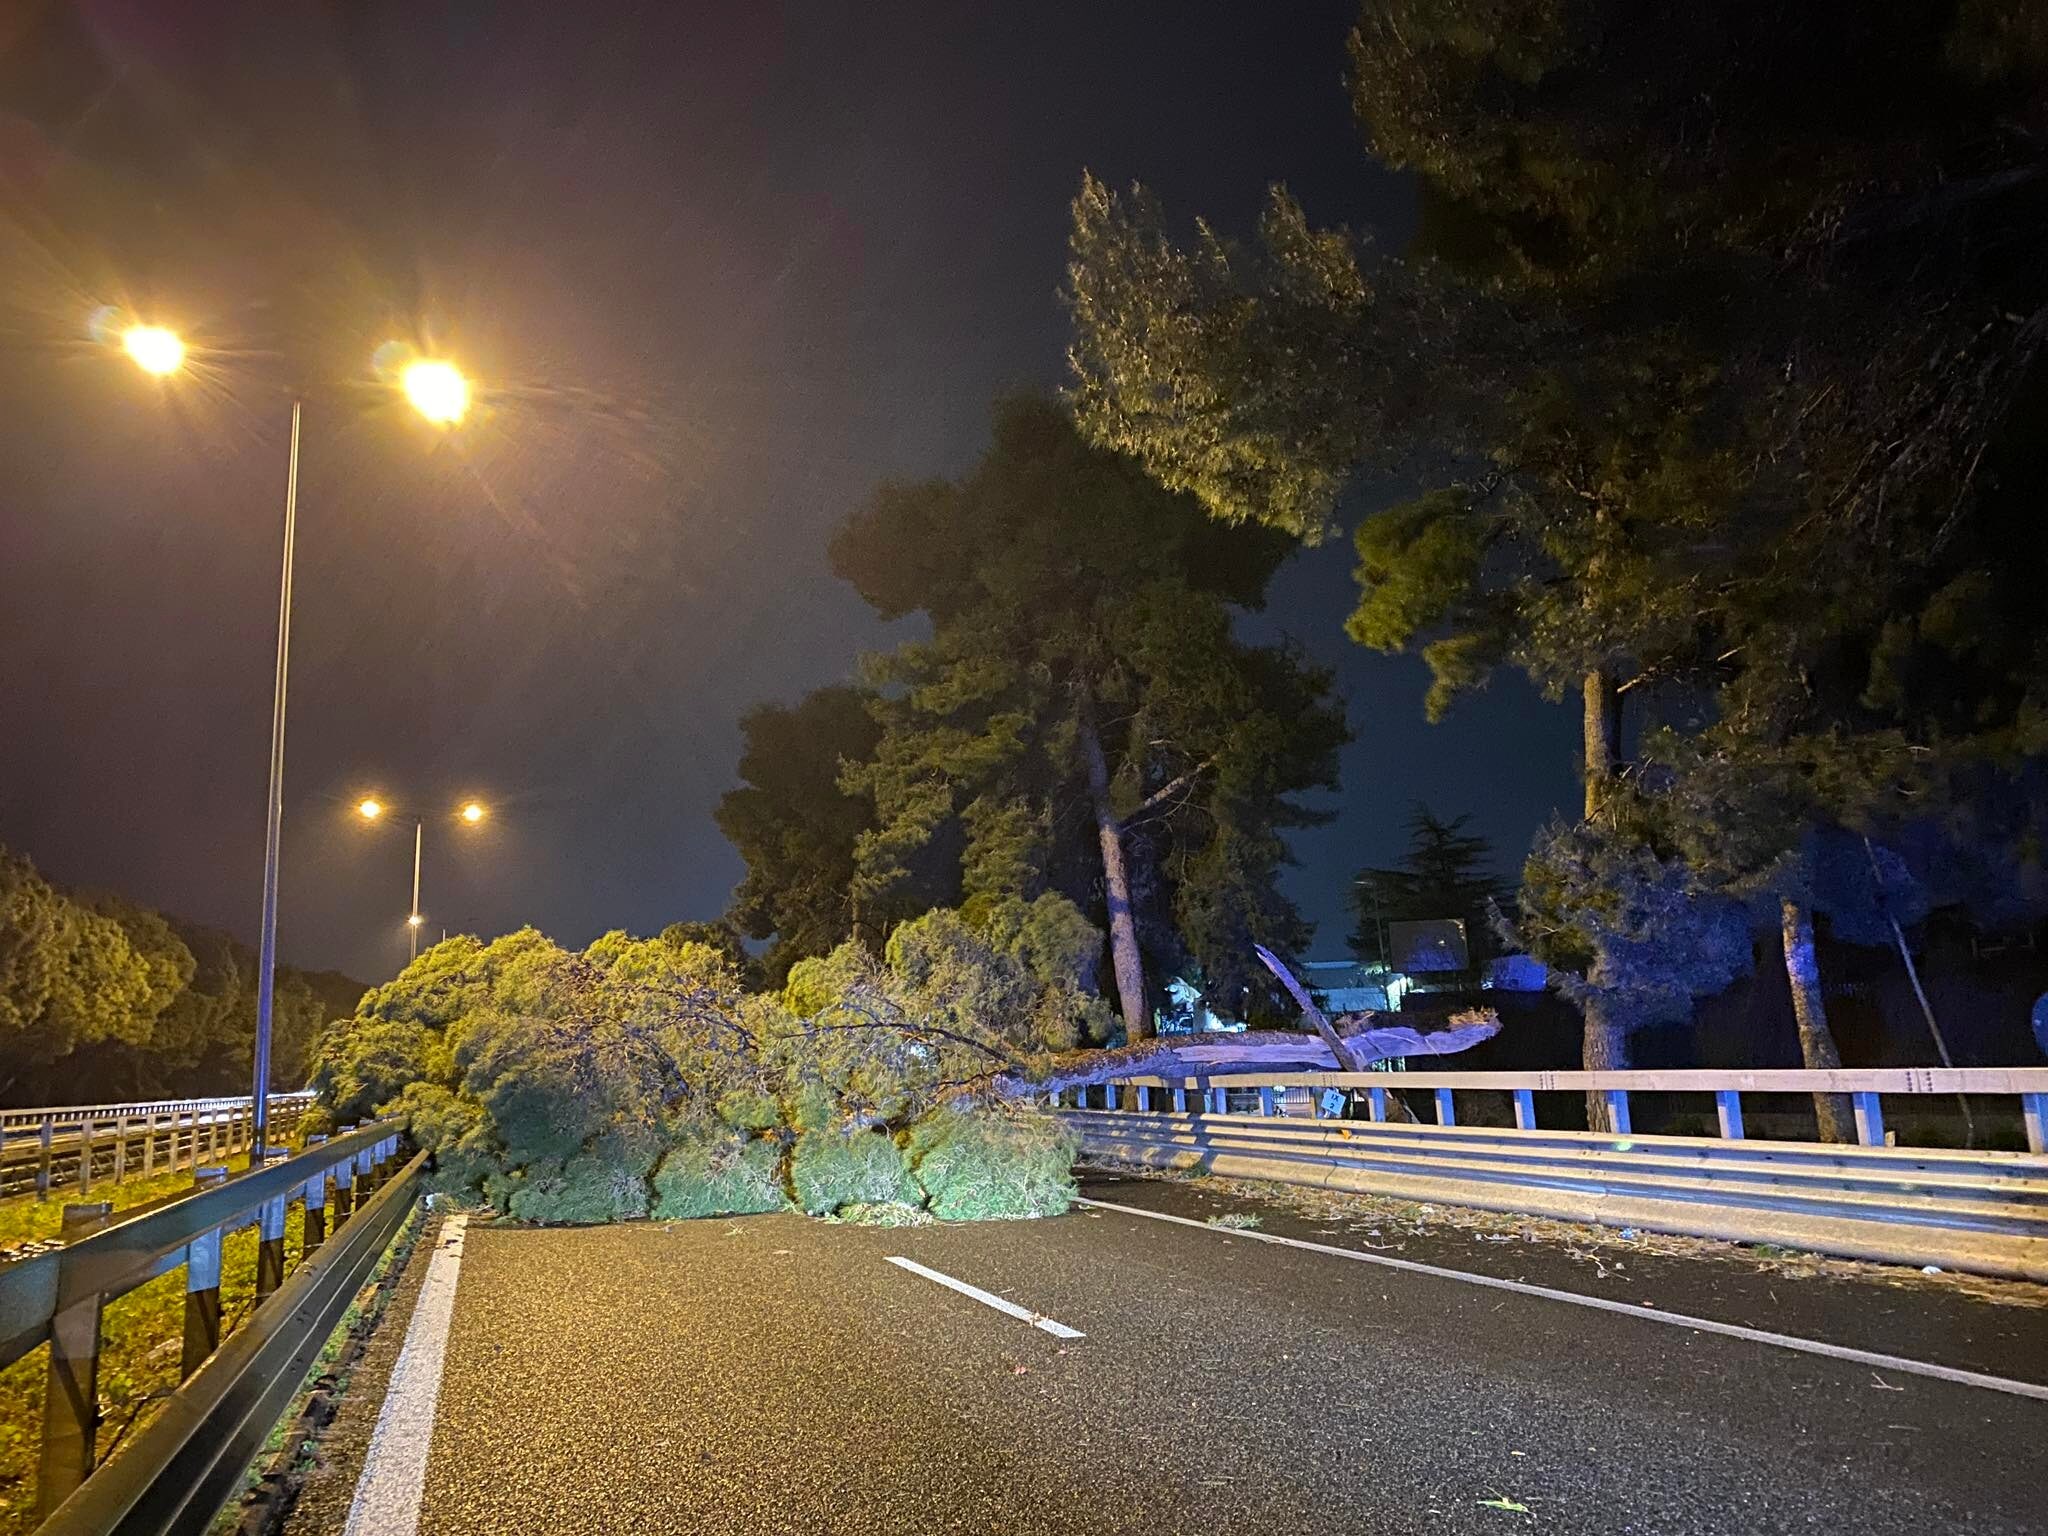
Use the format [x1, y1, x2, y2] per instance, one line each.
[404, 1182, 2046, 1534]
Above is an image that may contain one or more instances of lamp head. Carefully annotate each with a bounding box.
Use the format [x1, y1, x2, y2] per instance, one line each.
[122, 325, 186, 377]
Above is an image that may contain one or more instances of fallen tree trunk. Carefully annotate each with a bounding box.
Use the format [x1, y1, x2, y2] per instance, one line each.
[995, 1010, 1500, 1098]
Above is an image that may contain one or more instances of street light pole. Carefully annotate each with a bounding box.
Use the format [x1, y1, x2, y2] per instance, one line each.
[410, 819, 424, 962]
[250, 399, 302, 1157]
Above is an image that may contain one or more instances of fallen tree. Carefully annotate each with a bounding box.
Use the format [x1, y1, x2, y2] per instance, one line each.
[308, 904, 1500, 1226]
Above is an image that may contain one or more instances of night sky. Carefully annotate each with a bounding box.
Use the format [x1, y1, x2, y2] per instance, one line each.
[0, 1, 1578, 984]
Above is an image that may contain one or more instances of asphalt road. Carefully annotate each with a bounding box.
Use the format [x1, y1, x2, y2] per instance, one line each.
[409, 1175, 2047, 1534]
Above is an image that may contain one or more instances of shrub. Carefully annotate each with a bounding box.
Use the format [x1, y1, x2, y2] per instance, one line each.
[715, 1088, 782, 1131]
[504, 1129, 659, 1224]
[906, 1109, 1077, 1220]
[790, 1128, 918, 1215]
[651, 1130, 787, 1219]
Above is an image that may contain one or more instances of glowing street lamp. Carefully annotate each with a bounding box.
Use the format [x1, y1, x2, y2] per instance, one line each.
[111, 319, 478, 1154]
[121, 324, 186, 377]
[401, 359, 470, 425]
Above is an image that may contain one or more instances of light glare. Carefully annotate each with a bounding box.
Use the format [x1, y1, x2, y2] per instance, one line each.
[406, 913, 425, 927]
[122, 325, 186, 377]
[401, 359, 469, 424]
[460, 801, 486, 823]
[357, 798, 384, 820]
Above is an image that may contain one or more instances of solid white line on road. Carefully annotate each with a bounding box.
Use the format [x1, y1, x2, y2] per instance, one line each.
[343, 1212, 470, 1536]
[1079, 1197, 2048, 1403]
[885, 1255, 1087, 1339]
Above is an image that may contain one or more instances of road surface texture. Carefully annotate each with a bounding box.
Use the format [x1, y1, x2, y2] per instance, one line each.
[341, 1168, 2048, 1535]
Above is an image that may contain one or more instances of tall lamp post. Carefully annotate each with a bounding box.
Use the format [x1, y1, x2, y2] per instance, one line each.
[356, 797, 488, 960]
[117, 324, 473, 1155]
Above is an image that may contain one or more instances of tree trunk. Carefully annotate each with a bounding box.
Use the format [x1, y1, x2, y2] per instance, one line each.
[1076, 685, 1150, 1041]
[1779, 898, 1854, 1144]
[1579, 665, 1627, 1127]
[1002, 1011, 1503, 1097]
[1580, 987, 1630, 1133]
[1581, 666, 1621, 820]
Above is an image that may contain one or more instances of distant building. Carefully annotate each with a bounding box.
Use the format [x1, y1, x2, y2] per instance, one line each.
[1387, 919, 1469, 974]
[1300, 959, 1406, 1015]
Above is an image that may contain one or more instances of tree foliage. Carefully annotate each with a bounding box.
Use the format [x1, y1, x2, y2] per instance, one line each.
[310, 912, 1098, 1224]
[825, 396, 1348, 1027]
[0, 844, 359, 1102]
[1065, 1, 2048, 1092]
[714, 687, 896, 984]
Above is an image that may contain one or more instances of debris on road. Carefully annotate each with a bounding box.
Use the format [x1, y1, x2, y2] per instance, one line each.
[1087, 1162, 2048, 1310]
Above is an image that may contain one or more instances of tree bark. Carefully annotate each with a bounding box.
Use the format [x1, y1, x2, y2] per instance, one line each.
[1779, 897, 1854, 1144]
[1076, 684, 1150, 1041]
[1254, 944, 1368, 1072]
[1579, 665, 1626, 1127]
[1579, 986, 1630, 1133]
[1581, 666, 1621, 820]
[1000, 1011, 1502, 1098]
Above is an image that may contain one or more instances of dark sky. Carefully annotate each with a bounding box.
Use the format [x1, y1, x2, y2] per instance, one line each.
[0, 1, 1577, 984]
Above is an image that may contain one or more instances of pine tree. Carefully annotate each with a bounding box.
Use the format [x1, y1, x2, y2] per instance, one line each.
[828, 397, 1348, 1039]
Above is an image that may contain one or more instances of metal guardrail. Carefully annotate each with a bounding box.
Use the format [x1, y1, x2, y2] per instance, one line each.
[1062, 1066, 2048, 1280]
[0, 1095, 318, 1202]
[0, 1120, 411, 1531]
[1059, 1066, 2048, 1152]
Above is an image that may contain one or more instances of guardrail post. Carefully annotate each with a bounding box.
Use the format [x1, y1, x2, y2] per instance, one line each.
[182, 1167, 230, 1379]
[112, 1114, 129, 1185]
[1433, 1088, 1456, 1126]
[142, 1111, 158, 1177]
[1512, 1089, 1537, 1131]
[1851, 1092, 1885, 1147]
[77, 1117, 95, 1195]
[255, 1149, 290, 1298]
[332, 1146, 355, 1223]
[1208, 1082, 1226, 1114]
[356, 1143, 378, 1198]
[38, 1117, 54, 1198]
[1136, 1084, 1152, 1112]
[1602, 1089, 1632, 1136]
[1367, 1086, 1387, 1122]
[1715, 1090, 1745, 1140]
[36, 1200, 113, 1518]
[303, 1136, 329, 1254]
[2024, 1094, 2047, 1155]
[1172, 1082, 1188, 1113]
[1257, 1086, 1277, 1117]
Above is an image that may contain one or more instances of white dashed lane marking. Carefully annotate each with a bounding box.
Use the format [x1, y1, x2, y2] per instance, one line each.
[884, 1255, 1086, 1339]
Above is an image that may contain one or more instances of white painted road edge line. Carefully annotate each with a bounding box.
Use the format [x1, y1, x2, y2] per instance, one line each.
[885, 1255, 1086, 1339]
[343, 1213, 470, 1536]
[1078, 1197, 2048, 1403]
